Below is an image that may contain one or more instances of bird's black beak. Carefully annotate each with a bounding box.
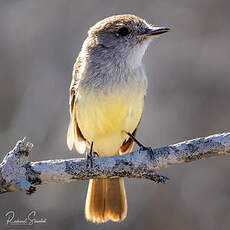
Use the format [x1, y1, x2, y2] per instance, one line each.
[141, 27, 170, 36]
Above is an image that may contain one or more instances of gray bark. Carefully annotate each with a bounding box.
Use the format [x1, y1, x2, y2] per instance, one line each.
[1, 132, 230, 194]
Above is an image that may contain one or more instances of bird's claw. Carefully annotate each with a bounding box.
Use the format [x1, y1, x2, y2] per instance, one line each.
[86, 150, 99, 168]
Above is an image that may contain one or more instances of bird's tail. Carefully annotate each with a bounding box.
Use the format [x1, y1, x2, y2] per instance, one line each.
[85, 178, 127, 223]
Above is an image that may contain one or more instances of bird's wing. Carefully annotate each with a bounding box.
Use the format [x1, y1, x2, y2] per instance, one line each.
[67, 56, 87, 153]
[119, 118, 142, 155]
[119, 128, 137, 154]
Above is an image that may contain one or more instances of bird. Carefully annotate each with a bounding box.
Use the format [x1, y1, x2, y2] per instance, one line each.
[67, 14, 170, 223]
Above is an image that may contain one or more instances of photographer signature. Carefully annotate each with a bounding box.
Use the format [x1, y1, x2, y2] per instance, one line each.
[5, 210, 47, 225]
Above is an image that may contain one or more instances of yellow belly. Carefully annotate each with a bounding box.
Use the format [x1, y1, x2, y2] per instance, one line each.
[77, 89, 144, 156]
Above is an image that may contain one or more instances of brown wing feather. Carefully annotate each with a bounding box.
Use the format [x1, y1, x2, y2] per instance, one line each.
[119, 128, 138, 154]
[67, 56, 87, 153]
[119, 117, 142, 154]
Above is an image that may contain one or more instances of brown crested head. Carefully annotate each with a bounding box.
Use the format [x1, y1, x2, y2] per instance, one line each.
[88, 14, 170, 42]
[82, 14, 170, 67]
[89, 14, 148, 36]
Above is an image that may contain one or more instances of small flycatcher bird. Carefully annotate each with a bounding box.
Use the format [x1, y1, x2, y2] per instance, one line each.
[67, 14, 170, 223]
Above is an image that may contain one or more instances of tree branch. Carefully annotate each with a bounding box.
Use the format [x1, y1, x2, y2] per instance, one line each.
[1, 132, 230, 194]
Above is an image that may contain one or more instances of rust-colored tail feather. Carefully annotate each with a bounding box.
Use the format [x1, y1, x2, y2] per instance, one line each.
[85, 178, 127, 223]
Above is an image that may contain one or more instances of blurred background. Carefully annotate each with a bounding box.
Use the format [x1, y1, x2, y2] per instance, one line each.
[1, 0, 230, 229]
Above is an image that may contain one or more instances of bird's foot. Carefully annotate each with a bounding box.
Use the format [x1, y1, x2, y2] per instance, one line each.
[86, 142, 99, 168]
[126, 132, 150, 151]
[86, 151, 99, 160]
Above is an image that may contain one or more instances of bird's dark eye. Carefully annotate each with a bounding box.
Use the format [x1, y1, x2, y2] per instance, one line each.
[117, 27, 130, 36]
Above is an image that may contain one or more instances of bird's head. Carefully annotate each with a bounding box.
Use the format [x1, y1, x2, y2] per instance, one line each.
[85, 14, 170, 67]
